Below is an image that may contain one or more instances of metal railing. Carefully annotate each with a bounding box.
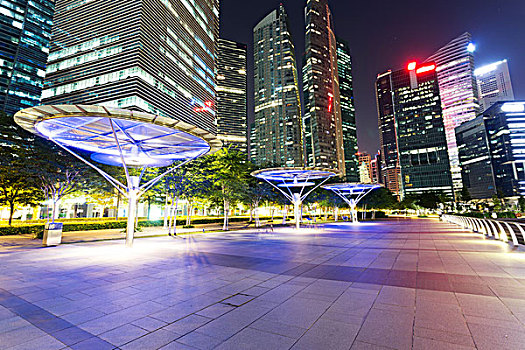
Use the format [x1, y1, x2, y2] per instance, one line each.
[441, 214, 525, 247]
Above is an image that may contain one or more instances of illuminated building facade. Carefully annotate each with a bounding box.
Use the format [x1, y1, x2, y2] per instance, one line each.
[336, 38, 359, 182]
[252, 5, 303, 167]
[456, 101, 525, 198]
[371, 152, 382, 184]
[0, 0, 54, 116]
[475, 59, 514, 112]
[455, 114, 495, 199]
[376, 71, 401, 196]
[303, 0, 345, 175]
[358, 152, 372, 184]
[216, 39, 247, 152]
[42, 0, 219, 134]
[392, 62, 453, 197]
[425, 32, 479, 193]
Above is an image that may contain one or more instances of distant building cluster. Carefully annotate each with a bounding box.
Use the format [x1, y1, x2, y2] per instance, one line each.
[0, 0, 522, 201]
[376, 32, 518, 200]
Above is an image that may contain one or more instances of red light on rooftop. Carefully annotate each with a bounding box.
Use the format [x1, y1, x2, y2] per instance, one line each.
[416, 64, 436, 74]
[407, 62, 417, 71]
[204, 101, 213, 107]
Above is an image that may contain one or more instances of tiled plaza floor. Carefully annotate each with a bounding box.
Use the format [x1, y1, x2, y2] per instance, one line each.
[1, 218, 525, 349]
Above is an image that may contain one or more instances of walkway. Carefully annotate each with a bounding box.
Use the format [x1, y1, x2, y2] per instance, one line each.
[1, 218, 525, 349]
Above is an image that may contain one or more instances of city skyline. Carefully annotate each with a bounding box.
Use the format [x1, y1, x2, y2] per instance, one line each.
[219, 0, 525, 155]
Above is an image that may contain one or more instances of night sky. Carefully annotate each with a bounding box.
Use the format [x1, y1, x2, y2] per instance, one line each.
[219, 0, 525, 154]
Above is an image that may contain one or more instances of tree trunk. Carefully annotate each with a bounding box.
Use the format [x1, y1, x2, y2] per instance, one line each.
[163, 193, 169, 228]
[116, 191, 121, 220]
[249, 206, 254, 222]
[147, 197, 151, 220]
[186, 200, 193, 226]
[51, 200, 58, 223]
[223, 199, 229, 231]
[282, 205, 287, 224]
[8, 202, 14, 226]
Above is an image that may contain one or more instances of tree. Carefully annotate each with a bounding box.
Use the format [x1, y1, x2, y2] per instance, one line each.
[459, 187, 472, 202]
[360, 188, 397, 209]
[0, 163, 42, 225]
[40, 169, 80, 222]
[519, 196, 525, 212]
[242, 176, 275, 226]
[0, 112, 43, 224]
[207, 148, 250, 231]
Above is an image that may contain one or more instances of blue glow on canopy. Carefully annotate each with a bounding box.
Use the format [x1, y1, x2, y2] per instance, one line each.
[278, 181, 315, 188]
[254, 169, 336, 182]
[322, 183, 381, 194]
[35, 116, 210, 167]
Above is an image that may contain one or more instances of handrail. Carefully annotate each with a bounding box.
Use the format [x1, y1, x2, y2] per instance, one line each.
[442, 214, 524, 247]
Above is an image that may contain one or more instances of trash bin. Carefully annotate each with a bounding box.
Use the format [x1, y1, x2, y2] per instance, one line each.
[43, 222, 63, 246]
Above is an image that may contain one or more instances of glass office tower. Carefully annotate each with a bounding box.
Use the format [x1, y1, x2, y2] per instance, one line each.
[303, 0, 344, 175]
[457, 101, 525, 198]
[392, 62, 453, 197]
[216, 38, 247, 152]
[336, 38, 359, 182]
[426, 32, 479, 193]
[0, 0, 54, 116]
[475, 59, 514, 112]
[376, 71, 401, 196]
[42, 0, 219, 134]
[252, 5, 303, 167]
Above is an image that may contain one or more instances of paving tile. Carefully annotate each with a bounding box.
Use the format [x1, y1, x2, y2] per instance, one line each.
[99, 323, 149, 346]
[177, 331, 223, 350]
[467, 322, 525, 349]
[414, 327, 475, 347]
[69, 336, 114, 350]
[413, 336, 475, 350]
[356, 308, 413, 349]
[250, 318, 306, 339]
[196, 303, 235, 319]
[132, 316, 168, 331]
[292, 318, 360, 350]
[218, 327, 295, 350]
[120, 329, 180, 350]
[164, 314, 212, 335]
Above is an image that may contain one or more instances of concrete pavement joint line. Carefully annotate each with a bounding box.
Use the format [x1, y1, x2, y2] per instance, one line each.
[0, 288, 112, 348]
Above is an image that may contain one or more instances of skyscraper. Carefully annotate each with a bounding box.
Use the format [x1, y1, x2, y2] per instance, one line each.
[216, 39, 247, 152]
[391, 62, 453, 197]
[475, 59, 514, 112]
[0, 0, 54, 116]
[358, 152, 372, 184]
[456, 101, 525, 198]
[376, 71, 401, 196]
[42, 0, 219, 134]
[303, 0, 345, 175]
[425, 32, 479, 193]
[252, 5, 303, 167]
[336, 38, 359, 182]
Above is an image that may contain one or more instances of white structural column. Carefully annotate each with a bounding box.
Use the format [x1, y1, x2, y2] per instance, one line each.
[293, 193, 301, 230]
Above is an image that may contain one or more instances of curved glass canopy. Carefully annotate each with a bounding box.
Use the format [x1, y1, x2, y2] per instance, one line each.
[322, 183, 382, 194]
[252, 168, 336, 182]
[16, 105, 220, 168]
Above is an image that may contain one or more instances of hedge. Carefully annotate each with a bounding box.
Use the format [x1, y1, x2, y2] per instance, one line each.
[0, 216, 276, 236]
[453, 212, 517, 219]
